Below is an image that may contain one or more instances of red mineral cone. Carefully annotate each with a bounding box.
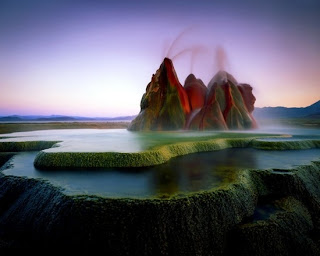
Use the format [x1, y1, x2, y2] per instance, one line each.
[129, 60, 257, 131]
[128, 58, 190, 131]
[184, 74, 207, 111]
[189, 71, 257, 130]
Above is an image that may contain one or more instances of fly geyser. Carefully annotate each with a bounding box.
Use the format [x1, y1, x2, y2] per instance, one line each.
[128, 58, 257, 131]
[129, 58, 191, 131]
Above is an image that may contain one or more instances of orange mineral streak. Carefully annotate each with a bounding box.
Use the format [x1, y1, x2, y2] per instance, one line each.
[205, 82, 217, 105]
[222, 83, 234, 121]
[249, 113, 258, 128]
[186, 87, 205, 110]
[184, 74, 207, 111]
[164, 58, 191, 114]
[238, 84, 257, 128]
[237, 84, 256, 113]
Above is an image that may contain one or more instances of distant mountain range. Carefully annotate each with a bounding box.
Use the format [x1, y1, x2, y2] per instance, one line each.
[0, 115, 137, 122]
[0, 100, 319, 122]
[254, 100, 320, 119]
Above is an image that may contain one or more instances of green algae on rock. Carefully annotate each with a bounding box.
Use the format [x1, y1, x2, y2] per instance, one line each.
[128, 58, 190, 131]
[0, 153, 15, 168]
[0, 141, 60, 152]
[252, 138, 320, 150]
[129, 57, 257, 131]
[0, 131, 319, 169]
[227, 160, 320, 256]
[31, 136, 256, 168]
[1, 159, 320, 254]
[33, 136, 320, 168]
[190, 71, 256, 130]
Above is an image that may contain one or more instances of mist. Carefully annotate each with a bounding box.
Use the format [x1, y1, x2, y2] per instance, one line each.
[215, 45, 229, 71]
[163, 28, 232, 85]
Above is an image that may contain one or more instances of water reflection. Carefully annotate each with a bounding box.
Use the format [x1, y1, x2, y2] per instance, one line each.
[153, 167, 179, 197]
[152, 149, 257, 197]
[1, 148, 320, 198]
[1, 126, 319, 154]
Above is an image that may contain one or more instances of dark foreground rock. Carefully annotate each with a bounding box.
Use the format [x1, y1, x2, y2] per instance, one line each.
[0, 160, 320, 254]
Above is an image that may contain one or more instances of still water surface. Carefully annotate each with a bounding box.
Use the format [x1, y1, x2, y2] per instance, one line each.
[1, 148, 319, 198]
[0, 126, 319, 153]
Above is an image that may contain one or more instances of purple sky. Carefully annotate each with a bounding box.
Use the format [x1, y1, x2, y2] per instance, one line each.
[1, 0, 320, 117]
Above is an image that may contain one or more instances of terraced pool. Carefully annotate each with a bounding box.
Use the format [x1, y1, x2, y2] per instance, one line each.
[1, 148, 319, 198]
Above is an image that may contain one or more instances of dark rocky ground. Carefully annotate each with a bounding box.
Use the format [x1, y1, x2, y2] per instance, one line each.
[0, 153, 320, 255]
[0, 122, 129, 135]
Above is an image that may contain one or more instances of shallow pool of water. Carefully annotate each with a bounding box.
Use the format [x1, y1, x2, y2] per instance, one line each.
[0, 129, 221, 152]
[0, 126, 319, 153]
[1, 148, 319, 198]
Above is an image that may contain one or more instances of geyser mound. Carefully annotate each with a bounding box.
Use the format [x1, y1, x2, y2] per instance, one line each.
[128, 58, 256, 131]
[190, 70, 257, 130]
[184, 74, 207, 111]
[129, 58, 190, 131]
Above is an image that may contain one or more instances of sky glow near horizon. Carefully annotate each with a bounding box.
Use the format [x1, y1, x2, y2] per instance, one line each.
[0, 0, 320, 117]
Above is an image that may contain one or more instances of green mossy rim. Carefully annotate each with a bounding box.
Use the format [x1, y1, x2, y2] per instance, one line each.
[0, 141, 60, 152]
[28, 160, 320, 202]
[1, 133, 319, 169]
[34, 135, 320, 168]
[1, 154, 320, 253]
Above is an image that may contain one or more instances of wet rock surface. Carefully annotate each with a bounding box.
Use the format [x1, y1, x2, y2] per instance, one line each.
[129, 58, 257, 131]
[184, 74, 207, 111]
[128, 58, 190, 131]
[190, 71, 256, 130]
[0, 155, 320, 254]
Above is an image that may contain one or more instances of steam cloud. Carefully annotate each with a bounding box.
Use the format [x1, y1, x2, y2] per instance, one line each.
[164, 28, 208, 74]
[164, 29, 230, 76]
[215, 45, 228, 71]
[166, 27, 194, 58]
